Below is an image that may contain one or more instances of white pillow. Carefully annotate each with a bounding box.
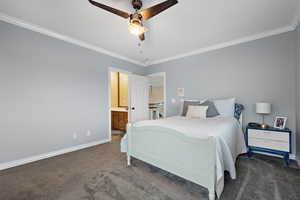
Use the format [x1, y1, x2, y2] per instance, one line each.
[186, 105, 208, 119]
[213, 98, 235, 118]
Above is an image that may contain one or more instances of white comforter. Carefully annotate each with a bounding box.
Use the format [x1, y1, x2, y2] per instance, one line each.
[121, 116, 247, 197]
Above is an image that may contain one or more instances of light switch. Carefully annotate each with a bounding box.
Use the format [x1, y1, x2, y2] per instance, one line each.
[87, 130, 91, 136]
[73, 133, 77, 140]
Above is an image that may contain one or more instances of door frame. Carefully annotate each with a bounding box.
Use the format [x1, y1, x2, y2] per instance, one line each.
[108, 67, 132, 142]
[147, 72, 167, 118]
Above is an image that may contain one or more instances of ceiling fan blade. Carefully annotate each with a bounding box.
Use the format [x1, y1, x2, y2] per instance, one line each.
[139, 33, 145, 41]
[88, 0, 130, 19]
[140, 0, 178, 20]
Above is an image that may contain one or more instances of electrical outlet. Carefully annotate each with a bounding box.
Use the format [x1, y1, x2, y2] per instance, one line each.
[73, 132, 77, 140]
[87, 130, 91, 136]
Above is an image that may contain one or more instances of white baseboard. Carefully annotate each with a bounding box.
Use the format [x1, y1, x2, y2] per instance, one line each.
[0, 139, 110, 171]
[252, 151, 296, 160]
[290, 154, 296, 160]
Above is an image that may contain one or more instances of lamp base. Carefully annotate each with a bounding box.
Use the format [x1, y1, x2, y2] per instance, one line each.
[261, 124, 269, 129]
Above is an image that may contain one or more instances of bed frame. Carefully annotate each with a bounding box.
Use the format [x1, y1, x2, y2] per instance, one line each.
[126, 114, 243, 200]
[127, 125, 216, 200]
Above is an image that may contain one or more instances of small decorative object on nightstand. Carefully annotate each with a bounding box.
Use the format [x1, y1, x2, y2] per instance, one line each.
[256, 102, 271, 128]
[246, 124, 291, 166]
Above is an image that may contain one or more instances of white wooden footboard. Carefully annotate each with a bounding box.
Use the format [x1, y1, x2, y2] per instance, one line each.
[127, 124, 216, 200]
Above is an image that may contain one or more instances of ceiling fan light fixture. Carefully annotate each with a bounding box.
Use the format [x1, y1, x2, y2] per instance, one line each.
[88, 0, 178, 41]
[128, 19, 147, 36]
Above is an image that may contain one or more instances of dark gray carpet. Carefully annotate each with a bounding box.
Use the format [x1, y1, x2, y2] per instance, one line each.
[0, 139, 299, 200]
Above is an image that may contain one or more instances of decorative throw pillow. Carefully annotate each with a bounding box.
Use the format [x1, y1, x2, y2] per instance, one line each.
[200, 100, 220, 117]
[186, 105, 208, 119]
[181, 100, 200, 116]
[234, 103, 244, 121]
[213, 98, 235, 118]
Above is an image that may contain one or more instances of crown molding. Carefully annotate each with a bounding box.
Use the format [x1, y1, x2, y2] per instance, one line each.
[1, 11, 299, 68]
[0, 13, 146, 67]
[147, 25, 295, 66]
[291, 2, 300, 29]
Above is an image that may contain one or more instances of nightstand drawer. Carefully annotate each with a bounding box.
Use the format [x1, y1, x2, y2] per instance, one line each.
[248, 138, 289, 152]
[248, 129, 289, 142]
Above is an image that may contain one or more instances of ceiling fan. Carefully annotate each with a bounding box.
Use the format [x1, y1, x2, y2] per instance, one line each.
[88, 0, 178, 41]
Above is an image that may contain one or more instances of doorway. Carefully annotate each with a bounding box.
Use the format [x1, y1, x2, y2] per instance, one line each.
[148, 72, 166, 120]
[108, 69, 159, 142]
[108, 68, 131, 141]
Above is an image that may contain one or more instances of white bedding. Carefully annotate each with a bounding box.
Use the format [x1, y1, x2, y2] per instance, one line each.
[121, 116, 247, 197]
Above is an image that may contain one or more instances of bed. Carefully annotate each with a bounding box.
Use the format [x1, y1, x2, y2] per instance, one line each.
[122, 104, 247, 200]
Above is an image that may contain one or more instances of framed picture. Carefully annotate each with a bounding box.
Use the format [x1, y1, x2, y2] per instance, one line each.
[274, 116, 287, 129]
[177, 88, 185, 97]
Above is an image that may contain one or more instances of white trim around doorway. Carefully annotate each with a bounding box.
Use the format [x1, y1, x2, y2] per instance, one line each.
[147, 72, 167, 118]
[108, 67, 132, 142]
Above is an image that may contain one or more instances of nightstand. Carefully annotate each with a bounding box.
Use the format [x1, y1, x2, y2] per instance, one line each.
[246, 125, 291, 166]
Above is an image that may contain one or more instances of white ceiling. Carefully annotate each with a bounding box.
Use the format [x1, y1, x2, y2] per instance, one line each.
[0, 0, 299, 66]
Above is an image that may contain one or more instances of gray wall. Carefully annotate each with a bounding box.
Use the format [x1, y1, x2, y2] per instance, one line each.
[296, 24, 300, 160]
[142, 32, 297, 154]
[1, 19, 299, 164]
[0, 21, 140, 164]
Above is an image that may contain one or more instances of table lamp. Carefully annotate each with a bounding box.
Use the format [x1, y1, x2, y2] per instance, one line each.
[256, 102, 271, 129]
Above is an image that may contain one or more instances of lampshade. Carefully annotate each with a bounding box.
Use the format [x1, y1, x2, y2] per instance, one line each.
[128, 20, 147, 36]
[256, 102, 271, 114]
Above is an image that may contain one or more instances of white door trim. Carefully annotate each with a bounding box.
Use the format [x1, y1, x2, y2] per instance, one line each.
[108, 67, 132, 142]
[147, 72, 167, 118]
